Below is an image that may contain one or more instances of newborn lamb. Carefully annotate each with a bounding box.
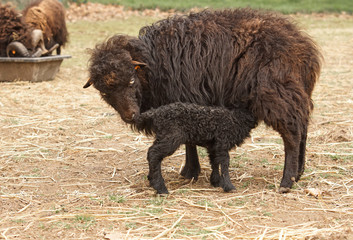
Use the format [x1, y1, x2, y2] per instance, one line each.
[133, 102, 257, 194]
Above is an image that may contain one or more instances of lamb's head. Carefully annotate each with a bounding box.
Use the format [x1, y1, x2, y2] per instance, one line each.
[84, 35, 146, 123]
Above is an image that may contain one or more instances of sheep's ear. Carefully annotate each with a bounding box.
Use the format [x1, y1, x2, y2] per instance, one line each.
[131, 60, 147, 68]
[83, 78, 93, 88]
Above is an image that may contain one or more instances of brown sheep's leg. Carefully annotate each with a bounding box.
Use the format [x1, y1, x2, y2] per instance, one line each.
[56, 46, 61, 55]
[180, 144, 201, 180]
[297, 124, 308, 181]
[279, 132, 300, 193]
[276, 105, 309, 193]
[147, 138, 180, 194]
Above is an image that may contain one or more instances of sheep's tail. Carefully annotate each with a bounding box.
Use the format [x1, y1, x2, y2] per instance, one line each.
[131, 110, 155, 137]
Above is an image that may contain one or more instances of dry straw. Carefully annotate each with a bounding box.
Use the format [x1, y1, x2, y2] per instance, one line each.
[1, 10, 353, 240]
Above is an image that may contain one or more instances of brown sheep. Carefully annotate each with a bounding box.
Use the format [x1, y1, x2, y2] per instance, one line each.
[0, 0, 68, 57]
[22, 0, 68, 55]
[85, 8, 322, 193]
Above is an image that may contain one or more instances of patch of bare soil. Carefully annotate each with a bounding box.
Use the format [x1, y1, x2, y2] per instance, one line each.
[0, 5, 352, 240]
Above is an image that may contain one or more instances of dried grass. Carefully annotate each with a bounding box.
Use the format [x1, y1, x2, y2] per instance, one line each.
[0, 8, 353, 240]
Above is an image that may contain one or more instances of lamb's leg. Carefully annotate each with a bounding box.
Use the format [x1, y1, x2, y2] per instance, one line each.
[147, 138, 180, 194]
[207, 147, 221, 187]
[210, 163, 221, 187]
[219, 151, 236, 192]
[208, 147, 235, 192]
[180, 144, 201, 180]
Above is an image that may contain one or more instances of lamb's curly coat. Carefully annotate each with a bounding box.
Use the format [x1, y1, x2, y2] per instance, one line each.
[133, 102, 257, 194]
[87, 8, 322, 193]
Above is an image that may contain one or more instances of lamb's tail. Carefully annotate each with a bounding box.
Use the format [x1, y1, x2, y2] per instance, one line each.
[131, 110, 155, 137]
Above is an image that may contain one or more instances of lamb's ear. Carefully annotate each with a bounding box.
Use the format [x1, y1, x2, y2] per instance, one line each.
[83, 78, 93, 88]
[131, 60, 147, 68]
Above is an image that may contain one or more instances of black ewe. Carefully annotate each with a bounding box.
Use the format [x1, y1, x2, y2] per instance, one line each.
[133, 102, 257, 194]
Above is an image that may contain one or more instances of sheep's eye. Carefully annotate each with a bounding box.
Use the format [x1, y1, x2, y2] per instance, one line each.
[129, 77, 135, 86]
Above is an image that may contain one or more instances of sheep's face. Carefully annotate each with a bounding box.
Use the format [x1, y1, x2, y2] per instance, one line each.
[101, 71, 142, 123]
[87, 57, 143, 124]
[86, 35, 148, 123]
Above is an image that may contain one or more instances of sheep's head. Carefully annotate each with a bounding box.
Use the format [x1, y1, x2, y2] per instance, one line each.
[0, 3, 30, 57]
[85, 35, 146, 123]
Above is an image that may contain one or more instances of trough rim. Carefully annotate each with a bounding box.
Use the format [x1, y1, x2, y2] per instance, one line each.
[0, 55, 71, 63]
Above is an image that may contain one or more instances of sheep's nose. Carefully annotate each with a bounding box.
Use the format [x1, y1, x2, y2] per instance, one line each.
[129, 113, 136, 120]
[125, 113, 136, 122]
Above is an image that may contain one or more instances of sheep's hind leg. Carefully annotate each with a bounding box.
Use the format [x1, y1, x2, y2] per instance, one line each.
[147, 138, 180, 194]
[279, 133, 300, 193]
[180, 144, 201, 180]
[297, 124, 308, 181]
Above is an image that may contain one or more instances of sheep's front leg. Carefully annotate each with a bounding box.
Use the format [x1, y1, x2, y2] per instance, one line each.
[147, 138, 180, 194]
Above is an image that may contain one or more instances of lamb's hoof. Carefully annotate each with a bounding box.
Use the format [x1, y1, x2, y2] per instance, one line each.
[180, 167, 199, 181]
[151, 181, 169, 194]
[223, 184, 236, 193]
[278, 187, 291, 194]
[210, 175, 221, 187]
[211, 181, 221, 187]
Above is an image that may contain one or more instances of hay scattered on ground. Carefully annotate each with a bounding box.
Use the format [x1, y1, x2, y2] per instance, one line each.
[0, 5, 352, 240]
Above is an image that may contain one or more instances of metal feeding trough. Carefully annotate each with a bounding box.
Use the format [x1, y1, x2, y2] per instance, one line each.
[0, 55, 71, 82]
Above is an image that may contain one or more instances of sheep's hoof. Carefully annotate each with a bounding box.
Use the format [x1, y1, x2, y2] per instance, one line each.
[278, 187, 291, 194]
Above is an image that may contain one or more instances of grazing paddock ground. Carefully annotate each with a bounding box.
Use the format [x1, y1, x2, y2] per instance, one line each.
[0, 9, 352, 239]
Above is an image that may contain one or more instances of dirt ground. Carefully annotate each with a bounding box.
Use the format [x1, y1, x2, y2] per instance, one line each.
[0, 4, 352, 240]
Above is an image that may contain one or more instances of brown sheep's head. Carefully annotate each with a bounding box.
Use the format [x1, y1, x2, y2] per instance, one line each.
[85, 35, 146, 123]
